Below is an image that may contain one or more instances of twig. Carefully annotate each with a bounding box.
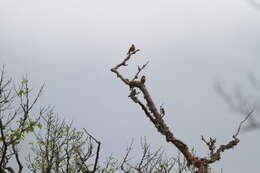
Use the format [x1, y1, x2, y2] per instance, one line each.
[83, 128, 101, 173]
[132, 61, 149, 81]
[12, 143, 23, 173]
[121, 140, 134, 172]
[233, 109, 254, 138]
[201, 136, 216, 155]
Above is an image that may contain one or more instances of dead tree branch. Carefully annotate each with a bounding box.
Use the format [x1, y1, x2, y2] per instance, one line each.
[111, 45, 252, 173]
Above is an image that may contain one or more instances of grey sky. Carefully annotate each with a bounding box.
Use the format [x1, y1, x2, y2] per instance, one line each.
[0, 0, 260, 172]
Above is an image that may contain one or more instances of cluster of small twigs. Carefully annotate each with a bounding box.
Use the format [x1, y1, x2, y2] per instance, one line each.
[120, 139, 194, 173]
[111, 46, 253, 173]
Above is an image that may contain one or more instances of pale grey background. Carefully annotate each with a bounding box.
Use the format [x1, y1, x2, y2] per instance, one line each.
[0, 0, 260, 172]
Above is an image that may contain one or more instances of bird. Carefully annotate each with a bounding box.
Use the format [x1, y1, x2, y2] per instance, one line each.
[127, 44, 135, 55]
[141, 75, 146, 83]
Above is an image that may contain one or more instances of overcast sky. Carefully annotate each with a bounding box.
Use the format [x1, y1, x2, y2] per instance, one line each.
[0, 0, 260, 172]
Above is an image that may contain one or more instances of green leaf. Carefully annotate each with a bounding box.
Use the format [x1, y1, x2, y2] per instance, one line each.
[37, 122, 42, 129]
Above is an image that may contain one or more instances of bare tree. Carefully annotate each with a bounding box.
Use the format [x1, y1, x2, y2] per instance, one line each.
[111, 46, 252, 173]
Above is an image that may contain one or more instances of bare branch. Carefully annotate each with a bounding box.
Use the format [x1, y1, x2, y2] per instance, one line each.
[121, 140, 134, 172]
[111, 46, 199, 170]
[132, 61, 149, 81]
[12, 143, 23, 173]
[111, 46, 251, 173]
[83, 128, 101, 173]
[0, 119, 8, 167]
[233, 109, 254, 138]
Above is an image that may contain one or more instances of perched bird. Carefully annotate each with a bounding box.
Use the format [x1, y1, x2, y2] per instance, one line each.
[141, 75, 146, 83]
[127, 44, 135, 55]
